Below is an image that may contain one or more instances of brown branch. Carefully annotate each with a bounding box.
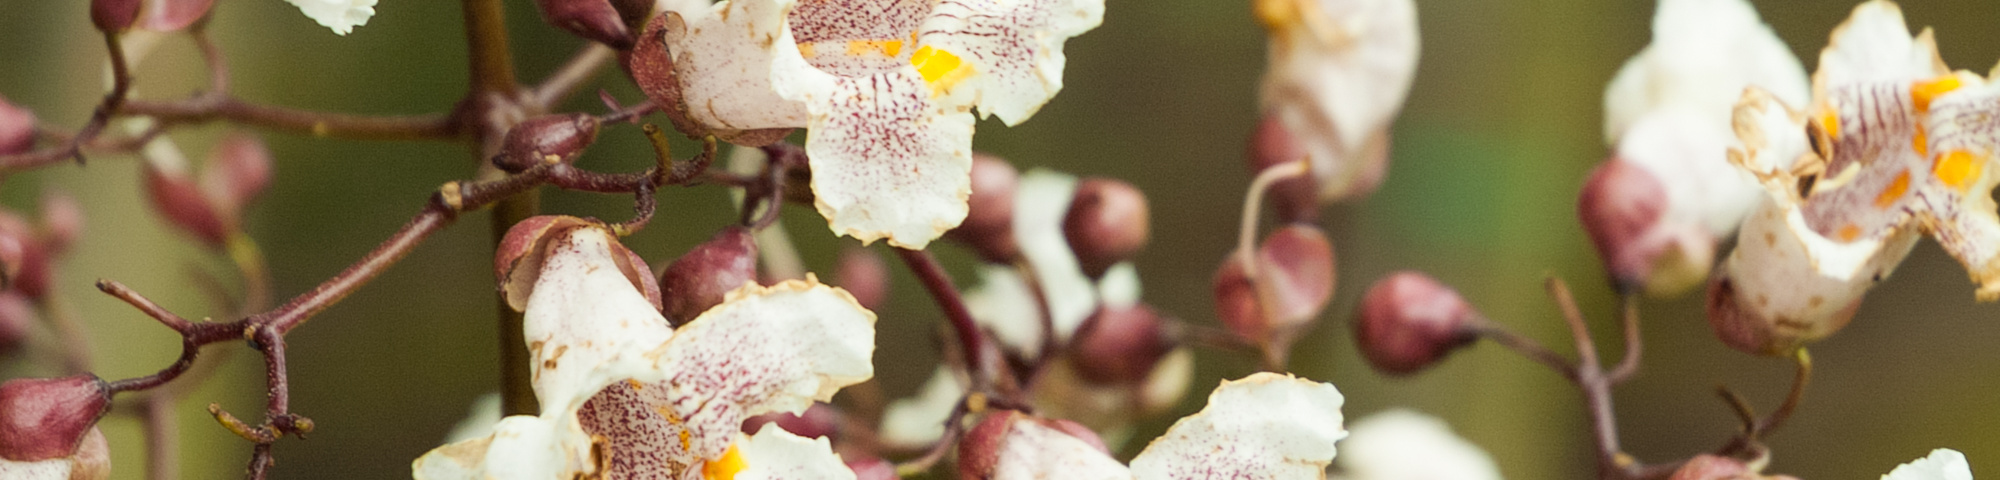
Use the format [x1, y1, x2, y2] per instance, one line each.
[896, 248, 995, 394]
[462, 0, 518, 93]
[1607, 294, 1642, 384]
[530, 44, 616, 109]
[0, 31, 134, 174]
[120, 97, 458, 141]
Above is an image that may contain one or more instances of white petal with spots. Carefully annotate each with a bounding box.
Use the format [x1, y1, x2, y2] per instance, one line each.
[672, 0, 812, 133]
[1128, 373, 1347, 480]
[918, 0, 1106, 125]
[990, 420, 1133, 480]
[1260, 0, 1418, 201]
[1883, 449, 1974, 480]
[283, 0, 376, 35]
[736, 426, 859, 480]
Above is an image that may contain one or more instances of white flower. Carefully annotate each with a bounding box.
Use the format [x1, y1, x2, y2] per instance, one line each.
[662, 0, 1104, 248]
[975, 372, 1348, 480]
[0, 428, 107, 480]
[412, 224, 875, 479]
[1256, 0, 1419, 202]
[1716, 0, 2000, 351]
[284, 0, 377, 35]
[1584, 0, 1807, 297]
[1883, 449, 1974, 480]
[1332, 409, 1501, 480]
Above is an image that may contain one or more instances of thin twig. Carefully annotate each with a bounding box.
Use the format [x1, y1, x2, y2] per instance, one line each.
[896, 248, 994, 392]
[1607, 294, 1642, 383]
[531, 44, 616, 109]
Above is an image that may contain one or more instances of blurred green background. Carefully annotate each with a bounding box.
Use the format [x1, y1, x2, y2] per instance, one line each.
[3, 0, 1998, 478]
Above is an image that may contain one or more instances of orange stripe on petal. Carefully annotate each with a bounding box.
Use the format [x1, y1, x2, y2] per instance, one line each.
[1875, 171, 1911, 208]
[1911, 75, 1964, 114]
[1934, 150, 1986, 192]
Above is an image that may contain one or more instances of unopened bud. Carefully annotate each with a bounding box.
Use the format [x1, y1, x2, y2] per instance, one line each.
[660, 226, 759, 325]
[91, 0, 142, 32]
[741, 403, 840, 439]
[200, 134, 273, 220]
[1063, 178, 1149, 278]
[1578, 159, 1713, 297]
[1069, 304, 1171, 385]
[496, 216, 661, 312]
[0, 292, 36, 355]
[496, 114, 600, 173]
[139, 0, 216, 32]
[0, 375, 110, 462]
[833, 246, 887, 311]
[846, 456, 897, 480]
[537, 0, 633, 48]
[1353, 271, 1480, 375]
[958, 411, 1108, 480]
[37, 191, 83, 256]
[1214, 225, 1336, 345]
[0, 212, 48, 299]
[1246, 113, 1321, 223]
[0, 97, 34, 156]
[950, 153, 1020, 263]
[143, 157, 229, 249]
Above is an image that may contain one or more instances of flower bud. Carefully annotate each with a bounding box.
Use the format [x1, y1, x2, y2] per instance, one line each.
[846, 456, 897, 480]
[1353, 271, 1480, 375]
[139, 0, 217, 32]
[200, 134, 273, 220]
[143, 157, 229, 249]
[497, 216, 661, 312]
[37, 191, 83, 256]
[1063, 178, 1149, 278]
[833, 246, 887, 311]
[1069, 304, 1172, 385]
[0, 212, 48, 299]
[1214, 225, 1336, 346]
[536, 0, 633, 49]
[740, 403, 840, 440]
[0, 292, 37, 355]
[1667, 455, 1749, 480]
[1246, 113, 1322, 223]
[0, 228, 24, 292]
[0, 97, 34, 156]
[957, 411, 1109, 480]
[1578, 159, 1714, 297]
[91, 0, 142, 32]
[0, 375, 110, 462]
[495, 114, 599, 174]
[950, 153, 1020, 263]
[660, 226, 758, 325]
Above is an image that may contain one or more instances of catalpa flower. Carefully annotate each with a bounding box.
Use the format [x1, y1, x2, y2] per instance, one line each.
[1883, 449, 1974, 480]
[1582, 0, 1808, 296]
[285, 0, 377, 35]
[649, 0, 1104, 249]
[413, 217, 875, 479]
[1254, 0, 1419, 203]
[1331, 409, 1501, 480]
[1715, 0, 2000, 353]
[960, 372, 1348, 480]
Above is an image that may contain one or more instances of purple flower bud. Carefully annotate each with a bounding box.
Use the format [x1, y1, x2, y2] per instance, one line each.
[1246, 113, 1321, 223]
[37, 191, 83, 256]
[0, 375, 110, 462]
[1578, 159, 1714, 296]
[1069, 304, 1172, 385]
[1063, 178, 1149, 278]
[200, 134, 273, 221]
[496, 216, 661, 312]
[91, 0, 142, 32]
[0, 292, 33, 355]
[138, 0, 216, 32]
[1214, 225, 1336, 346]
[740, 403, 840, 439]
[660, 226, 759, 325]
[957, 411, 1107, 480]
[536, 0, 633, 48]
[0, 212, 48, 299]
[833, 246, 887, 311]
[143, 157, 229, 249]
[495, 114, 600, 173]
[1353, 271, 1480, 375]
[0, 97, 34, 156]
[950, 153, 1020, 263]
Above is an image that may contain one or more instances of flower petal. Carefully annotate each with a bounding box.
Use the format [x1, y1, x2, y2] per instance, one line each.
[650, 278, 877, 460]
[876, 365, 967, 449]
[779, 64, 976, 248]
[989, 418, 1132, 480]
[736, 425, 859, 480]
[282, 0, 376, 35]
[1883, 449, 1974, 480]
[965, 265, 1047, 358]
[1603, 0, 1807, 144]
[916, 0, 1106, 125]
[1129, 372, 1347, 480]
[1814, 0, 1946, 96]
[520, 227, 676, 416]
[413, 415, 599, 480]
[1912, 85, 2000, 299]
[1013, 169, 1097, 343]
[1332, 409, 1500, 480]
[1259, 0, 1419, 201]
[670, 0, 811, 135]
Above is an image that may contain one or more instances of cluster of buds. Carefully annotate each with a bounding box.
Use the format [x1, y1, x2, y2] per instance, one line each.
[0, 375, 112, 479]
[140, 134, 272, 251]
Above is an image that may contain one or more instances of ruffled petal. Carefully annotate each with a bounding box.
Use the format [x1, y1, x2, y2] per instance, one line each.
[1332, 409, 1500, 480]
[670, 0, 811, 135]
[413, 415, 599, 480]
[1128, 373, 1347, 480]
[282, 0, 376, 35]
[1603, 0, 1807, 143]
[1912, 84, 2000, 299]
[1258, 0, 1419, 201]
[916, 0, 1106, 125]
[1813, 0, 1946, 96]
[989, 419, 1132, 480]
[777, 63, 976, 248]
[1883, 449, 1974, 480]
[736, 425, 860, 480]
[650, 278, 877, 460]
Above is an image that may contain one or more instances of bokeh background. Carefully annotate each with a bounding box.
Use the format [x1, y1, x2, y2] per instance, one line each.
[2, 0, 1998, 478]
